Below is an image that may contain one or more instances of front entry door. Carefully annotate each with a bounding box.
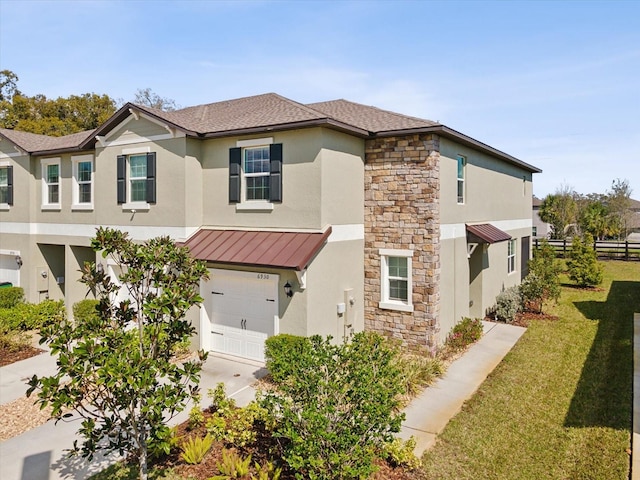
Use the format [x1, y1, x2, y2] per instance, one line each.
[209, 269, 278, 362]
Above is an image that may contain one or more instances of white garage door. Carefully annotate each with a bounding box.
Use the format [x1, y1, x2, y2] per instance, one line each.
[0, 254, 20, 286]
[208, 269, 278, 362]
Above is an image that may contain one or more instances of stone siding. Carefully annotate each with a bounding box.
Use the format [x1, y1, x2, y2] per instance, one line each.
[364, 134, 441, 353]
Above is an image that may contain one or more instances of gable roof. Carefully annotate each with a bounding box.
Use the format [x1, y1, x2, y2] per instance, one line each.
[0, 92, 541, 173]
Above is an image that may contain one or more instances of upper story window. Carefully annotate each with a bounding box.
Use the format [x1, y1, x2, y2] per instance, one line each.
[229, 139, 282, 210]
[41, 158, 61, 210]
[0, 164, 13, 207]
[72, 155, 94, 210]
[244, 146, 270, 201]
[456, 155, 466, 204]
[507, 239, 517, 274]
[379, 248, 414, 312]
[117, 152, 156, 210]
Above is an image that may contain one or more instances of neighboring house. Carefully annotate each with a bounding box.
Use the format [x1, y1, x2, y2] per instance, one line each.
[627, 198, 640, 240]
[532, 195, 551, 239]
[0, 93, 540, 360]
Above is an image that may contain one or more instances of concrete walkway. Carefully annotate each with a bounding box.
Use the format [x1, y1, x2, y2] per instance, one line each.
[0, 322, 525, 479]
[398, 321, 526, 454]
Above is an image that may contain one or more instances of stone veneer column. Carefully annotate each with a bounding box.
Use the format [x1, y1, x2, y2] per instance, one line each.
[364, 134, 441, 353]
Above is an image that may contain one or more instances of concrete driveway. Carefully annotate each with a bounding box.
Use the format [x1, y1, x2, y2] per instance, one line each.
[0, 351, 266, 480]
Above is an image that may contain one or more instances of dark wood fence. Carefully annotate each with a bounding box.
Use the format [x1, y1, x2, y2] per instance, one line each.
[534, 238, 640, 261]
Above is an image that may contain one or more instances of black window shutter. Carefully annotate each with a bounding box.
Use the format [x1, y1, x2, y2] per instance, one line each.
[146, 152, 156, 203]
[116, 155, 126, 204]
[6, 166, 13, 206]
[269, 143, 283, 203]
[229, 147, 241, 203]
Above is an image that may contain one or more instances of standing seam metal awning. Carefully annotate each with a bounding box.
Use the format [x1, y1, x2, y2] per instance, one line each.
[466, 224, 512, 244]
[183, 227, 332, 271]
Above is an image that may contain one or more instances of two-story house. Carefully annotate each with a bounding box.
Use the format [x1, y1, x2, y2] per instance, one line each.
[0, 93, 540, 360]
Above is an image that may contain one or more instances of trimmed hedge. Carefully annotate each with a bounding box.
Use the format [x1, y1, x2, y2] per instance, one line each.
[73, 299, 100, 323]
[0, 287, 25, 309]
[0, 299, 64, 333]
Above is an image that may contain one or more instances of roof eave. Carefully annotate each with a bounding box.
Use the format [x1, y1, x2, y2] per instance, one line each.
[79, 103, 199, 149]
[375, 125, 542, 174]
[201, 118, 369, 139]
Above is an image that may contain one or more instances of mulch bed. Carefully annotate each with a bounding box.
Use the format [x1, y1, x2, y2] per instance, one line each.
[0, 344, 43, 367]
[146, 408, 424, 480]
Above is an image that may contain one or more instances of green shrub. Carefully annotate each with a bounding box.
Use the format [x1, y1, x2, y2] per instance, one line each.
[382, 436, 422, 470]
[208, 382, 236, 415]
[260, 332, 405, 480]
[494, 286, 521, 323]
[211, 448, 252, 479]
[252, 460, 282, 480]
[206, 399, 272, 447]
[148, 425, 180, 459]
[188, 404, 205, 430]
[396, 353, 444, 399]
[567, 234, 604, 287]
[0, 287, 24, 308]
[72, 299, 99, 323]
[264, 333, 310, 383]
[180, 434, 213, 465]
[445, 317, 484, 351]
[0, 299, 64, 332]
[523, 239, 562, 313]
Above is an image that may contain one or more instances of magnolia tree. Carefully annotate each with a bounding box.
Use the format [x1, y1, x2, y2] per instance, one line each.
[28, 228, 208, 480]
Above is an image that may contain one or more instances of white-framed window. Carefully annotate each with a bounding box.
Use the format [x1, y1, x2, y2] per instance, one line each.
[507, 239, 517, 274]
[456, 155, 466, 204]
[379, 248, 413, 312]
[0, 163, 12, 207]
[117, 150, 156, 210]
[229, 138, 282, 210]
[72, 155, 94, 209]
[41, 158, 61, 209]
[244, 146, 271, 201]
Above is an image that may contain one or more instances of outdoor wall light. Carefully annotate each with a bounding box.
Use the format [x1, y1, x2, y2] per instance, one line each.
[284, 281, 294, 298]
[96, 263, 104, 274]
[15, 255, 22, 268]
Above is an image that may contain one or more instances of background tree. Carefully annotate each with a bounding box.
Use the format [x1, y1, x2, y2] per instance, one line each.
[566, 233, 603, 287]
[28, 228, 208, 480]
[133, 88, 179, 111]
[0, 69, 20, 101]
[0, 70, 117, 135]
[577, 194, 613, 240]
[606, 178, 633, 239]
[539, 184, 579, 239]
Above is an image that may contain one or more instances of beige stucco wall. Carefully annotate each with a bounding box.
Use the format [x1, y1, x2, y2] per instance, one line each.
[438, 135, 534, 336]
[200, 127, 364, 231]
[439, 137, 533, 225]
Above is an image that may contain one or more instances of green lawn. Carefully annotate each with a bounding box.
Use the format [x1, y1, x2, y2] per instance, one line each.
[421, 260, 640, 480]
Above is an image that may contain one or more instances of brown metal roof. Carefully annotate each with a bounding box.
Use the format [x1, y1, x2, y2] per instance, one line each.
[466, 224, 512, 244]
[183, 228, 332, 271]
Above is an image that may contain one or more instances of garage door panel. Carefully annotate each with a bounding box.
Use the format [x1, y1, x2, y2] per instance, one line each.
[208, 269, 278, 362]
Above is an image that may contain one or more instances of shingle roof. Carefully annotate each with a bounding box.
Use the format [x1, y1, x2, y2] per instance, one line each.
[133, 93, 330, 135]
[0, 93, 541, 173]
[0, 128, 95, 154]
[307, 99, 440, 133]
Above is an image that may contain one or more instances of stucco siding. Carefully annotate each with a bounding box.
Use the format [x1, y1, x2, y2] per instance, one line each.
[201, 129, 324, 230]
[439, 137, 533, 226]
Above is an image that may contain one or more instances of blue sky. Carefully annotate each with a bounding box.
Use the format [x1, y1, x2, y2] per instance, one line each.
[1, 0, 638, 198]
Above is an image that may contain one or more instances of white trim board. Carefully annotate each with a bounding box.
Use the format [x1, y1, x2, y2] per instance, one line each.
[0, 222, 198, 242]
